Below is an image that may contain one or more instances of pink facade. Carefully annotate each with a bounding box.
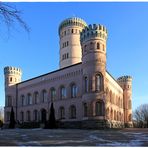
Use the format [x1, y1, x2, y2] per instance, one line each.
[4, 17, 133, 128]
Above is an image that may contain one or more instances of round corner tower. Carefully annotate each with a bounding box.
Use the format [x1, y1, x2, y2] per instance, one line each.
[117, 76, 132, 127]
[4, 66, 22, 123]
[80, 23, 108, 126]
[59, 17, 87, 69]
[4, 66, 22, 88]
[80, 24, 108, 93]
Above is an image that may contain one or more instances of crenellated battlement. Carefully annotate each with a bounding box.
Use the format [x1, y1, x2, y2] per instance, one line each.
[4, 66, 22, 76]
[117, 76, 132, 82]
[80, 24, 108, 43]
[58, 17, 87, 34]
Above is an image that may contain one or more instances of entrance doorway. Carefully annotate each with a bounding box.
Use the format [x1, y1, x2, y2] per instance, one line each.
[41, 109, 47, 123]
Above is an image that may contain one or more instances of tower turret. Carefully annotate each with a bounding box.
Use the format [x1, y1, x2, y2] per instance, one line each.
[80, 24, 108, 127]
[117, 76, 132, 127]
[4, 66, 22, 88]
[4, 66, 22, 123]
[81, 24, 108, 92]
[59, 17, 87, 68]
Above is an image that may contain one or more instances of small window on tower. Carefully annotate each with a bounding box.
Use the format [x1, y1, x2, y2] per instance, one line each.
[67, 53, 69, 58]
[10, 77, 12, 82]
[103, 44, 105, 51]
[71, 29, 74, 34]
[97, 42, 100, 49]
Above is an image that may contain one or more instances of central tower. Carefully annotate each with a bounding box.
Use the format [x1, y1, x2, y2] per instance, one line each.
[59, 17, 87, 68]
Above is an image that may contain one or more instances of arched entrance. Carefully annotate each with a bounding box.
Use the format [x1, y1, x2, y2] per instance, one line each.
[41, 109, 47, 123]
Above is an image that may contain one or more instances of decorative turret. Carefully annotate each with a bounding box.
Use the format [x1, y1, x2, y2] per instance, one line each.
[117, 75, 132, 127]
[80, 24, 108, 71]
[4, 66, 22, 88]
[59, 17, 87, 69]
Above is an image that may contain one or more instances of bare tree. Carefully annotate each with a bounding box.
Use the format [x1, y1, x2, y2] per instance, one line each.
[133, 104, 148, 128]
[0, 2, 30, 33]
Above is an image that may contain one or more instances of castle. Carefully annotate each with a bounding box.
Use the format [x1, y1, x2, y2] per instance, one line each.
[4, 17, 132, 128]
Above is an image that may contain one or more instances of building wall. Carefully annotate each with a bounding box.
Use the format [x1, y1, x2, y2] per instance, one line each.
[4, 17, 133, 128]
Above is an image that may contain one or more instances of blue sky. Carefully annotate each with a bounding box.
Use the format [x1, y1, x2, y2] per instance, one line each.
[0, 2, 148, 110]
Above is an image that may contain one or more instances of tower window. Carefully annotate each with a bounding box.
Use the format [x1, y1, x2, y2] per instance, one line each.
[97, 42, 100, 49]
[10, 77, 12, 82]
[64, 31, 66, 35]
[71, 29, 74, 34]
[103, 44, 105, 51]
[95, 74, 103, 91]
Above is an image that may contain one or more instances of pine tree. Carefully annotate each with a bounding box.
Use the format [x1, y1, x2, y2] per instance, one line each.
[45, 102, 56, 129]
[9, 107, 16, 128]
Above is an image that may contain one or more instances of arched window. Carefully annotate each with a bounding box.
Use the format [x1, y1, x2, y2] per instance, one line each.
[10, 77, 12, 82]
[97, 42, 100, 49]
[95, 74, 102, 91]
[27, 94, 32, 105]
[117, 111, 119, 121]
[51, 88, 56, 101]
[71, 84, 78, 98]
[83, 103, 88, 117]
[59, 107, 65, 119]
[33, 110, 38, 121]
[84, 76, 88, 93]
[106, 108, 109, 119]
[95, 101, 105, 116]
[114, 110, 116, 120]
[20, 111, 24, 122]
[129, 114, 132, 121]
[90, 42, 93, 49]
[42, 90, 47, 103]
[106, 88, 109, 101]
[7, 96, 12, 107]
[60, 86, 66, 99]
[69, 105, 76, 119]
[21, 95, 25, 106]
[34, 92, 39, 104]
[128, 100, 132, 109]
[26, 111, 31, 121]
[71, 29, 73, 33]
[84, 45, 87, 52]
[103, 44, 105, 51]
[111, 109, 113, 120]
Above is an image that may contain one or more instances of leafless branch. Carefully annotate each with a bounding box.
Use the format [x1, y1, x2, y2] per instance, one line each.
[0, 2, 30, 33]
